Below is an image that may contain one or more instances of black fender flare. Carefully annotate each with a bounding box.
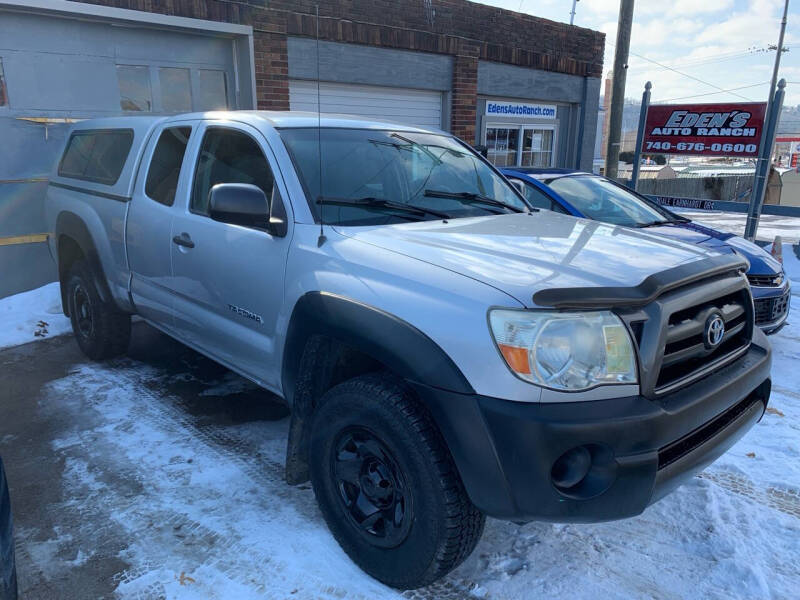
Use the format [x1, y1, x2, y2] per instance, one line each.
[281, 291, 473, 402]
[281, 291, 475, 484]
[55, 211, 114, 312]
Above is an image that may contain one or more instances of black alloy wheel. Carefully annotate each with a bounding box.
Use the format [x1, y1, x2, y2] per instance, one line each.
[331, 426, 413, 548]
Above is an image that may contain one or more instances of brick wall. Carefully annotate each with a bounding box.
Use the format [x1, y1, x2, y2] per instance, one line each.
[78, 0, 605, 141]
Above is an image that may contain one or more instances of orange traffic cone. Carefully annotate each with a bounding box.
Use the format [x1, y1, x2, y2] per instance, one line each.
[770, 235, 783, 264]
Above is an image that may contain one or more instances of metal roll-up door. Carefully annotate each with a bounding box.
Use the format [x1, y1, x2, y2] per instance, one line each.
[289, 80, 443, 130]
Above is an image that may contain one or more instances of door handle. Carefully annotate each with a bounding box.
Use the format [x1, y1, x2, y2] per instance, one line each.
[172, 234, 195, 249]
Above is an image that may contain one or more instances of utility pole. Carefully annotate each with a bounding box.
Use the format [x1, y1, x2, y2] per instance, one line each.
[570, 0, 579, 25]
[744, 0, 789, 241]
[630, 81, 651, 191]
[604, 0, 635, 180]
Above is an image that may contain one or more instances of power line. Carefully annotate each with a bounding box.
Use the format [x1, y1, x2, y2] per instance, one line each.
[606, 42, 756, 101]
[655, 82, 769, 103]
[627, 44, 795, 73]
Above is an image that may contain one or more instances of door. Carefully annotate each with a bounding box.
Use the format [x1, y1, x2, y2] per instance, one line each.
[485, 126, 519, 167]
[127, 123, 195, 328]
[289, 80, 443, 129]
[520, 127, 555, 167]
[169, 122, 292, 388]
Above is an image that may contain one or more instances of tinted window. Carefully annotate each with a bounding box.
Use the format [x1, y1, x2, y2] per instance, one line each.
[197, 70, 228, 110]
[160, 67, 192, 112]
[117, 65, 152, 111]
[279, 128, 527, 225]
[191, 128, 274, 214]
[0, 58, 7, 107]
[510, 178, 556, 211]
[145, 127, 192, 206]
[547, 176, 670, 226]
[58, 130, 134, 185]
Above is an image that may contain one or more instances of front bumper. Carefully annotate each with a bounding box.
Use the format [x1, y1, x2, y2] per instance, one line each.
[413, 332, 771, 523]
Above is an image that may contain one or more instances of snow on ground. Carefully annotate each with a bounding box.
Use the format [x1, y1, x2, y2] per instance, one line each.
[673, 209, 800, 243]
[2, 250, 800, 599]
[0, 282, 71, 350]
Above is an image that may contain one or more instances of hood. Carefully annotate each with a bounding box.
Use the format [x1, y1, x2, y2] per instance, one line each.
[334, 211, 718, 307]
[646, 222, 782, 275]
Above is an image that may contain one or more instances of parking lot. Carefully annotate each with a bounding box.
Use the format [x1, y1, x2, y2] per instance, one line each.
[0, 248, 798, 599]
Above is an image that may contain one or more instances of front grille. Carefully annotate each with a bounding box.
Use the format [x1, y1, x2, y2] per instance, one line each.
[754, 292, 789, 326]
[655, 289, 751, 391]
[747, 273, 783, 287]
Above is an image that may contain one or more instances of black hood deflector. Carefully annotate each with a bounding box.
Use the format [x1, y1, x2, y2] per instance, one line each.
[532, 254, 749, 309]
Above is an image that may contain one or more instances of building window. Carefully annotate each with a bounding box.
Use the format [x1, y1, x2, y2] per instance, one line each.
[485, 125, 555, 168]
[486, 127, 518, 167]
[117, 65, 152, 111]
[197, 70, 228, 110]
[0, 58, 8, 107]
[159, 67, 192, 113]
[521, 128, 554, 167]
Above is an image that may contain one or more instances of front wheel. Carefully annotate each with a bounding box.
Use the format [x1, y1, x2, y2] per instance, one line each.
[65, 260, 131, 360]
[309, 374, 485, 589]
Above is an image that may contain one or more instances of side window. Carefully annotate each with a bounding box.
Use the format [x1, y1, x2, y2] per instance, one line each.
[191, 128, 275, 215]
[145, 127, 192, 206]
[511, 178, 555, 211]
[0, 58, 8, 107]
[58, 129, 134, 185]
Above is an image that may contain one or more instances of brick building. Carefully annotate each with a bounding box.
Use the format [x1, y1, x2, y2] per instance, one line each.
[0, 0, 603, 296]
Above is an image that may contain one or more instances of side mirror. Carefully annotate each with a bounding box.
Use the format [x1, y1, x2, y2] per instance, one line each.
[473, 144, 489, 159]
[509, 179, 526, 195]
[208, 183, 286, 237]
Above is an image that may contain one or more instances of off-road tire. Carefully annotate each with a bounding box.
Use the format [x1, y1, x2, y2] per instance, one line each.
[309, 373, 485, 589]
[66, 260, 131, 360]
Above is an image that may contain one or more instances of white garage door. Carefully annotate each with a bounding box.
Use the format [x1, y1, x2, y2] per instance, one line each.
[289, 80, 443, 130]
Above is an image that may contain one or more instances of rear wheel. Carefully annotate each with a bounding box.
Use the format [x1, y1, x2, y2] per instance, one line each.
[66, 260, 131, 360]
[309, 373, 485, 589]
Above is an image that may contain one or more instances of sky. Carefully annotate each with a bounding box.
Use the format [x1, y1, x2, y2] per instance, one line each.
[476, 0, 800, 109]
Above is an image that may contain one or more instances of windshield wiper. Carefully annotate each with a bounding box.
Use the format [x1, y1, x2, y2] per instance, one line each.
[423, 189, 525, 213]
[635, 216, 690, 228]
[316, 196, 452, 220]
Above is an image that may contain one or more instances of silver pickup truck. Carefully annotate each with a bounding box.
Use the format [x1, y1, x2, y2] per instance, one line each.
[45, 112, 772, 589]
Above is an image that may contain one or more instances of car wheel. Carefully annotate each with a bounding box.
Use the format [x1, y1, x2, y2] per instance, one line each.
[66, 260, 131, 360]
[309, 373, 485, 589]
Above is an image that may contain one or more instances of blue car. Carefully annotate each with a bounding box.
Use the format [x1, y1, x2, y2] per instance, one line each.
[502, 167, 790, 334]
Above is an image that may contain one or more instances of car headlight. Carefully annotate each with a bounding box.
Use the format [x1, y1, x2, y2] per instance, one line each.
[488, 309, 637, 391]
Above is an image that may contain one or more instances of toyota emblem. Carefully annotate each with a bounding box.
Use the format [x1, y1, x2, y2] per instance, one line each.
[705, 314, 725, 348]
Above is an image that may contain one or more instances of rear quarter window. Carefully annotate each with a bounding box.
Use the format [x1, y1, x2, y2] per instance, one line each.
[58, 129, 134, 185]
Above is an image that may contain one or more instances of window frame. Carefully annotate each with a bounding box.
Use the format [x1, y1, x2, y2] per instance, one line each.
[189, 125, 276, 218]
[57, 128, 135, 186]
[144, 126, 193, 207]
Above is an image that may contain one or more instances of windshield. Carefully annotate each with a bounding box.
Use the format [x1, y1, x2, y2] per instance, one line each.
[279, 128, 527, 225]
[546, 175, 674, 227]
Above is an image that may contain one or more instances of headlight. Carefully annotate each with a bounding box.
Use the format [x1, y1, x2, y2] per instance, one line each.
[488, 309, 637, 391]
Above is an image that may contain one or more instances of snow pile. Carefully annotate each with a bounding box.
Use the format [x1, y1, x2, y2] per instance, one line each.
[673, 210, 800, 244]
[42, 363, 399, 600]
[0, 282, 70, 350]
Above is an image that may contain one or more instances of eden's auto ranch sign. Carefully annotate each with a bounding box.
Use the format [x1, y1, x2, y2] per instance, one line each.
[641, 102, 766, 157]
